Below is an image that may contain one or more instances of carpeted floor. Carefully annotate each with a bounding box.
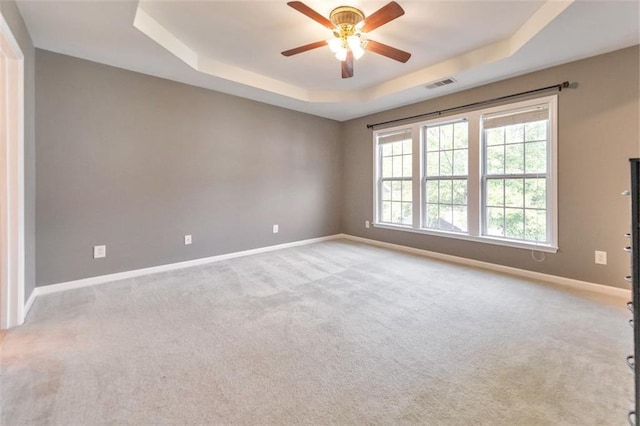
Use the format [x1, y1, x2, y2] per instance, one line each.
[0, 239, 633, 425]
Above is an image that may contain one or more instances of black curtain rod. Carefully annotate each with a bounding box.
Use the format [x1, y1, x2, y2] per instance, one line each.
[366, 81, 571, 129]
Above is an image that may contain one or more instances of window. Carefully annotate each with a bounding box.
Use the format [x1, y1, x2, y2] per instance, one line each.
[373, 95, 558, 252]
[482, 105, 550, 243]
[376, 130, 412, 226]
[424, 120, 469, 232]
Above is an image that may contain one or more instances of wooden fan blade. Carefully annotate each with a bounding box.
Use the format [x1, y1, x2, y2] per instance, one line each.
[366, 39, 411, 63]
[281, 40, 327, 57]
[287, 1, 335, 30]
[361, 1, 405, 32]
[341, 51, 354, 79]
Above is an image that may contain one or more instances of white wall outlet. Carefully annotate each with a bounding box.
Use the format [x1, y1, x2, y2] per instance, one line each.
[273, 224, 279, 234]
[184, 235, 192, 245]
[93, 245, 106, 259]
[595, 250, 607, 265]
[365, 220, 370, 229]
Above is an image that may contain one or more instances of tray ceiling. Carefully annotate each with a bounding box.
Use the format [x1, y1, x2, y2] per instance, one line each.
[16, 0, 640, 121]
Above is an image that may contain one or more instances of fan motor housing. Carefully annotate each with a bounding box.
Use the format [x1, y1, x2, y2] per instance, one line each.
[330, 6, 365, 28]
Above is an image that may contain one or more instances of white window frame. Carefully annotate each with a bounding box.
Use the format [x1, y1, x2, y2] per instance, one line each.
[422, 118, 470, 234]
[373, 95, 558, 253]
[375, 129, 414, 227]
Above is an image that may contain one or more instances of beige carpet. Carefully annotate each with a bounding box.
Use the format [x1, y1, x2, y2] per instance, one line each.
[0, 239, 632, 425]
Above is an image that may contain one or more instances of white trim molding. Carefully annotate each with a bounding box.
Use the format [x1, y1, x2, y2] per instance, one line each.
[341, 234, 630, 299]
[24, 233, 629, 323]
[133, 1, 573, 104]
[25, 235, 343, 308]
[0, 11, 25, 329]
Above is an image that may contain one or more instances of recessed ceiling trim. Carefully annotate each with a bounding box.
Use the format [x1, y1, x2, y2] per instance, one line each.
[366, 0, 574, 100]
[133, 7, 312, 101]
[133, 0, 573, 105]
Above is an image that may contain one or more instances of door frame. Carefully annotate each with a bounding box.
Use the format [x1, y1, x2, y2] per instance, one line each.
[0, 11, 25, 329]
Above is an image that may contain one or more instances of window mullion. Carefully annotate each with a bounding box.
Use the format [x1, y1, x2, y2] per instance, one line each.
[412, 123, 421, 229]
[467, 111, 481, 237]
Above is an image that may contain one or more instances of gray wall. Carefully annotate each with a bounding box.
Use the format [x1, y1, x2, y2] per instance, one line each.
[0, 1, 36, 300]
[35, 50, 342, 286]
[34, 45, 640, 289]
[342, 46, 640, 289]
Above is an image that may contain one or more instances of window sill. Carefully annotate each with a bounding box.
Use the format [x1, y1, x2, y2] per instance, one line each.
[372, 223, 559, 253]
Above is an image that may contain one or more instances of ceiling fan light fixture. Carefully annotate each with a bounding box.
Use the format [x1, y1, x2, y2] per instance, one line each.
[329, 6, 365, 28]
[347, 35, 364, 60]
[335, 49, 348, 61]
[283, 1, 410, 78]
[328, 38, 343, 53]
[352, 46, 365, 60]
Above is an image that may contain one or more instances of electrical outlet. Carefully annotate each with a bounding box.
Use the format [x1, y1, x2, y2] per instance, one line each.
[365, 220, 370, 229]
[184, 235, 192, 245]
[595, 250, 607, 265]
[93, 245, 106, 259]
[273, 224, 279, 234]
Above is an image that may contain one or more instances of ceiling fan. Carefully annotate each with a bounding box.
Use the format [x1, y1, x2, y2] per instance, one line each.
[281, 1, 411, 79]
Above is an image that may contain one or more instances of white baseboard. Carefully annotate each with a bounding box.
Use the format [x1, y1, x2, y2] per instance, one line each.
[23, 288, 37, 320]
[340, 234, 631, 299]
[28, 234, 342, 301]
[24, 232, 629, 322]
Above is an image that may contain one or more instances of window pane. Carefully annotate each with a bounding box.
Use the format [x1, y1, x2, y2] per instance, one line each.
[453, 150, 468, 175]
[426, 152, 439, 177]
[505, 124, 524, 144]
[454, 122, 468, 148]
[486, 146, 504, 175]
[525, 141, 546, 174]
[391, 202, 400, 223]
[392, 181, 402, 201]
[402, 181, 412, 203]
[392, 156, 402, 178]
[381, 201, 391, 222]
[452, 180, 467, 205]
[403, 139, 412, 154]
[524, 178, 546, 209]
[440, 125, 453, 150]
[504, 179, 524, 208]
[401, 202, 413, 225]
[439, 179, 452, 204]
[440, 151, 453, 176]
[426, 180, 438, 203]
[505, 143, 524, 174]
[525, 120, 546, 142]
[486, 128, 504, 146]
[505, 208, 524, 239]
[403, 155, 412, 177]
[426, 203, 439, 228]
[382, 157, 392, 177]
[525, 209, 547, 242]
[426, 127, 439, 151]
[486, 207, 505, 237]
[486, 178, 504, 207]
[453, 205, 467, 232]
[392, 141, 402, 155]
[381, 181, 391, 201]
[439, 205, 453, 230]
[382, 143, 393, 156]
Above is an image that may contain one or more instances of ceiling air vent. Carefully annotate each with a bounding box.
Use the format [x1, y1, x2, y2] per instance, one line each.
[426, 78, 456, 89]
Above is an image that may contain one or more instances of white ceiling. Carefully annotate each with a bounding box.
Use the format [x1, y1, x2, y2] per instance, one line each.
[15, 0, 640, 121]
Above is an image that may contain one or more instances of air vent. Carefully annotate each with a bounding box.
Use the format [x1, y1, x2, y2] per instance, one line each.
[426, 78, 456, 89]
